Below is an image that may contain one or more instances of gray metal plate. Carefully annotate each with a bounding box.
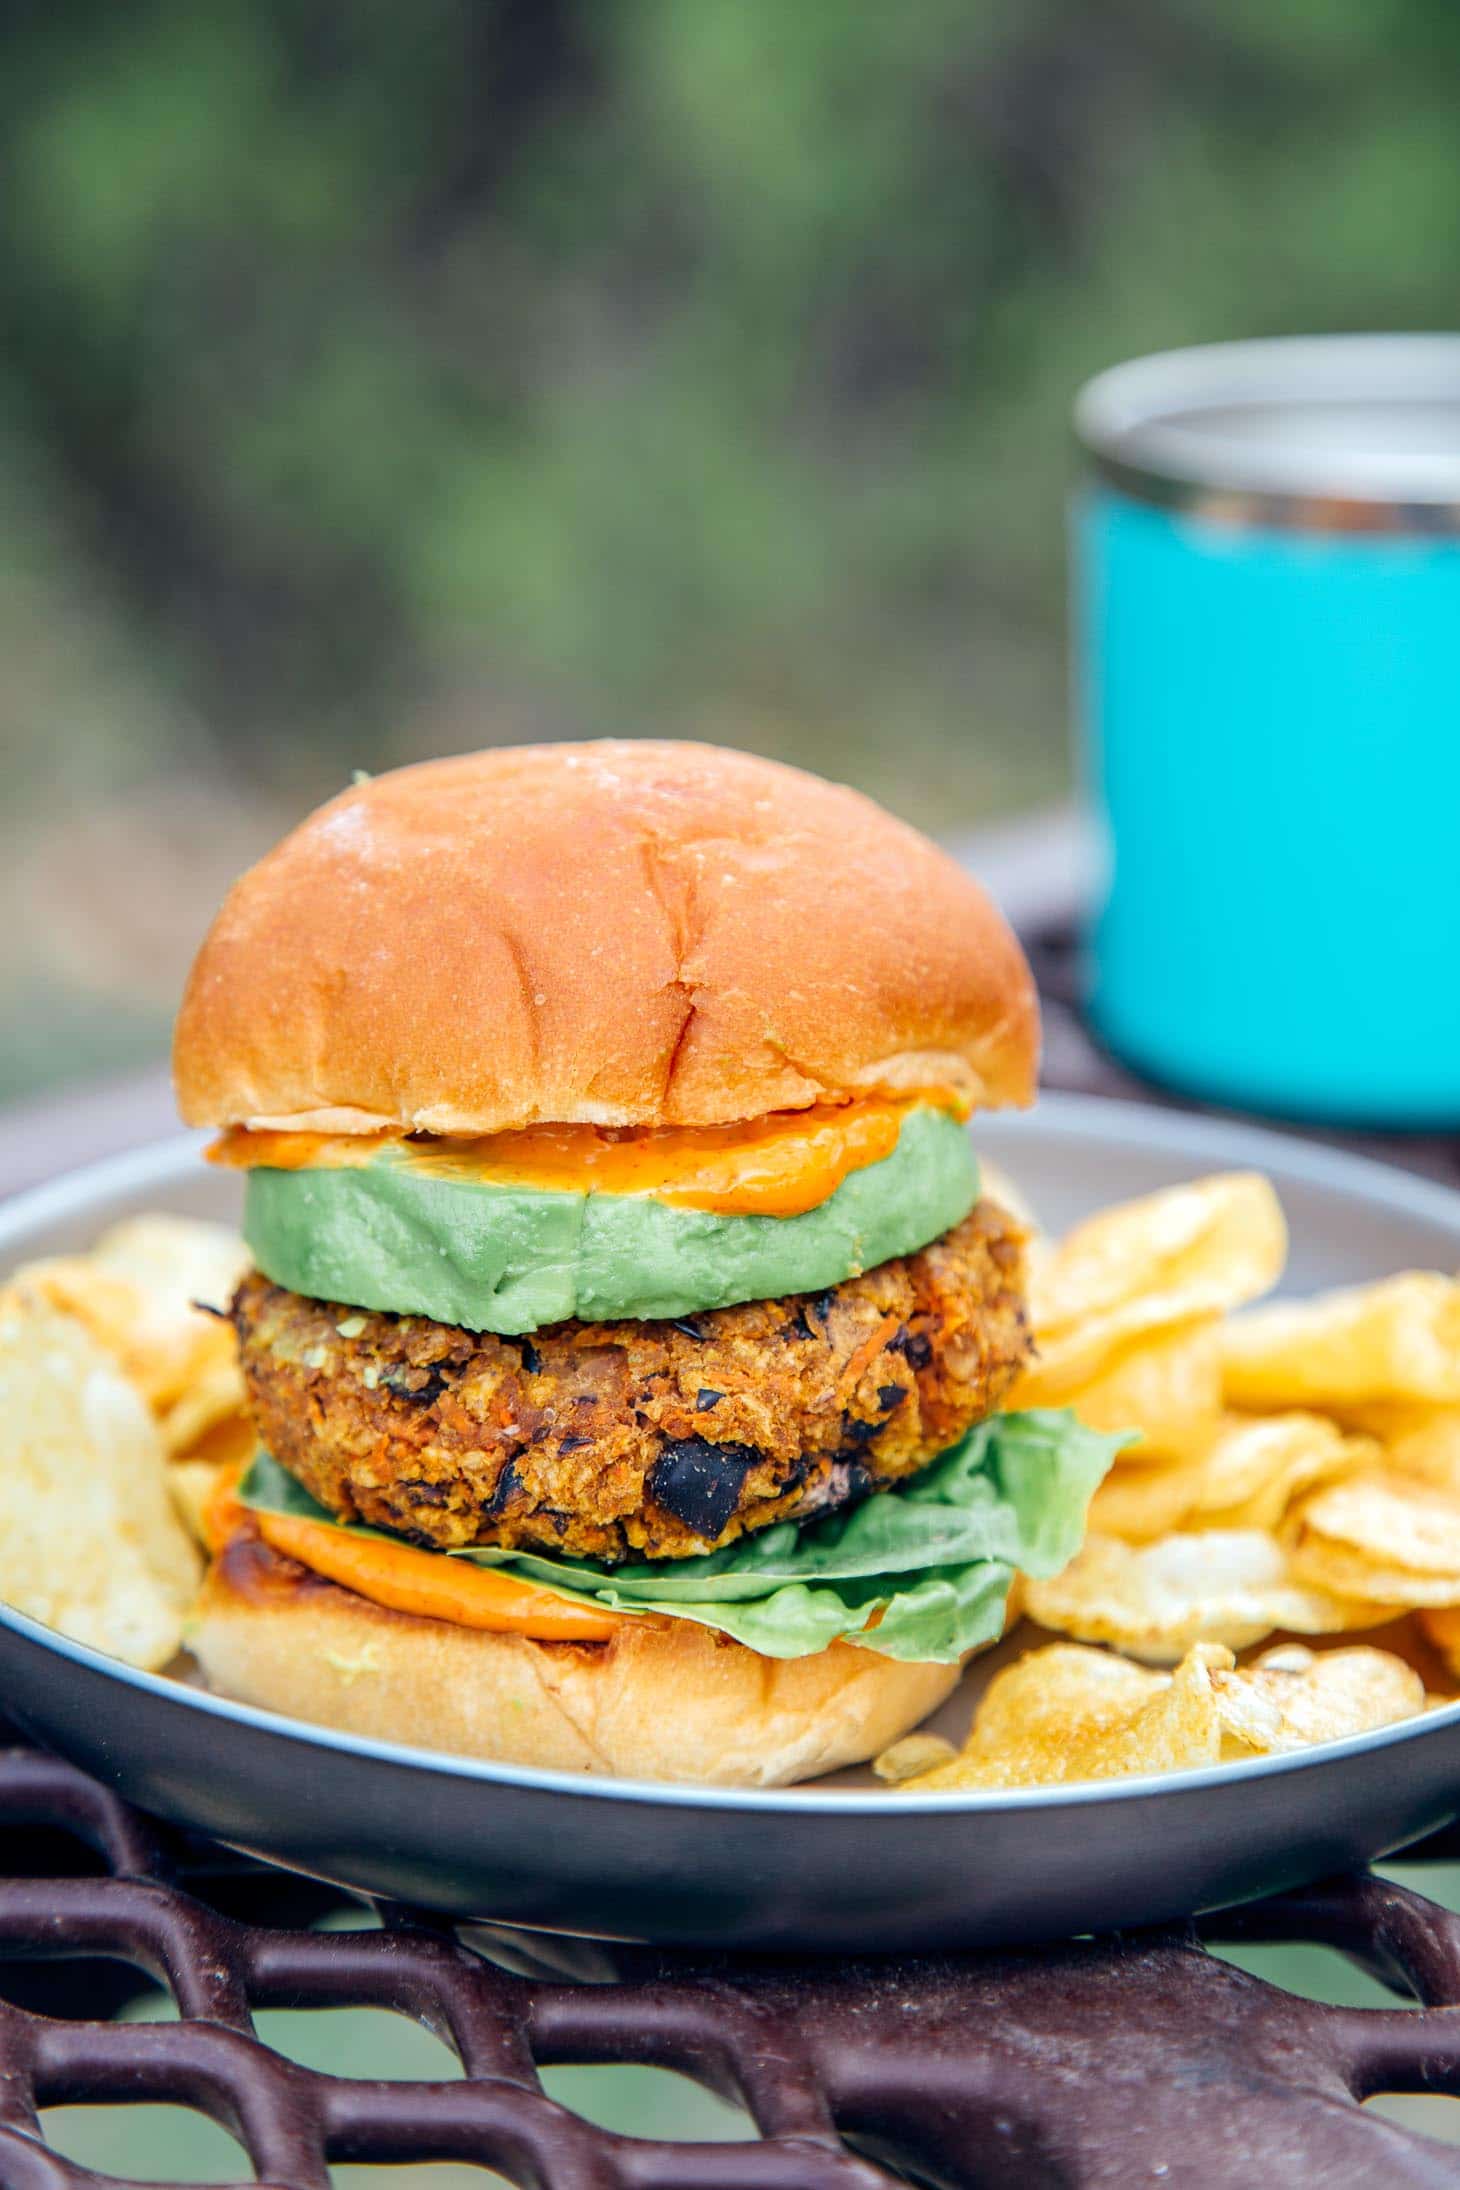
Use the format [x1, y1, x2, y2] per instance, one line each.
[2, 1094, 1459, 1952]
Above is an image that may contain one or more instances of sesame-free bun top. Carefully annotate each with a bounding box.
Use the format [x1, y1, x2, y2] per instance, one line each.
[174, 741, 1038, 1136]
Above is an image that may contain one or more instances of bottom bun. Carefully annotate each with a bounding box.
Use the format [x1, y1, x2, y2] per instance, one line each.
[188, 1535, 962, 1786]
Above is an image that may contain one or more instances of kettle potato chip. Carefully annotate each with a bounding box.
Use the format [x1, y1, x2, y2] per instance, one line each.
[1332, 1400, 1457, 1445]
[6, 1215, 248, 1452]
[0, 1293, 201, 1669]
[892, 1642, 1229, 1788]
[156, 1362, 251, 1463]
[1012, 1174, 1285, 1411]
[1379, 1410, 1460, 1495]
[1222, 1274, 1460, 1412]
[871, 1731, 960, 1784]
[1091, 1414, 1374, 1542]
[1088, 1457, 1214, 1544]
[1209, 1642, 1424, 1754]
[1028, 1173, 1287, 1334]
[1290, 1474, 1460, 1607]
[1024, 1528, 1391, 1662]
[1192, 1416, 1376, 1533]
[169, 1456, 231, 1549]
[1419, 1606, 1460, 1682]
[1026, 1172, 1284, 1352]
[1034, 1316, 1223, 1462]
[884, 1638, 1424, 1790]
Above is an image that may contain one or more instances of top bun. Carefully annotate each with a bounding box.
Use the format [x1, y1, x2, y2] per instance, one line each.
[174, 741, 1037, 1136]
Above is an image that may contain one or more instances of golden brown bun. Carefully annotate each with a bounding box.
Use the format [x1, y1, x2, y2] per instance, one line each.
[174, 741, 1037, 1135]
[187, 1535, 960, 1786]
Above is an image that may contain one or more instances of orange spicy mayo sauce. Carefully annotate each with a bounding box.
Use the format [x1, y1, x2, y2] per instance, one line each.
[207, 1092, 964, 1219]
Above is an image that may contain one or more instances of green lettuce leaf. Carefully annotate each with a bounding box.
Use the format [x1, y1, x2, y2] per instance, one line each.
[239, 1409, 1124, 1664]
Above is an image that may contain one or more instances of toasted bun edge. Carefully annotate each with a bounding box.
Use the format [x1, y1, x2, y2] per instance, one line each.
[187, 1534, 961, 1787]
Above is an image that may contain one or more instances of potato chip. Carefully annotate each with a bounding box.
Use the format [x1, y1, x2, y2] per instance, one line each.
[158, 1361, 250, 1460]
[1419, 1606, 1460, 1682]
[1331, 1400, 1456, 1446]
[1088, 1458, 1212, 1544]
[872, 1732, 958, 1784]
[1012, 1174, 1286, 1405]
[92, 1214, 245, 1314]
[172, 1407, 256, 1473]
[0, 1294, 201, 1669]
[1380, 1410, 1460, 1494]
[8, 1215, 248, 1443]
[887, 1637, 1424, 1789]
[1042, 1316, 1223, 1461]
[1210, 1643, 1423, 1754]
[1193, 1415, 1375, 1532]
[1029, 1173, 1287, 1332]
[895, 1641, 1229, 1789]
[1291, 1475, 1460, 1607]
[1089, 1412, 1370, 1544]
[1023, 1528, 1391, 1662]
[169, 1458, 231, 1549]
[1222, 1274, 1460, 1412]
[967, 1635, 1163, 1748]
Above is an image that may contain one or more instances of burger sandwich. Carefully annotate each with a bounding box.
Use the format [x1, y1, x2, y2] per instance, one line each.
[177, 742, 1118, 1784]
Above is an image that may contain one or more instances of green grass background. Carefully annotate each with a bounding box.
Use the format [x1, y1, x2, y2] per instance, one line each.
[3, 0, 1459, 1102]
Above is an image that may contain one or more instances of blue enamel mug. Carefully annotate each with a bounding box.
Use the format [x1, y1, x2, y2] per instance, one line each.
[1075, 336, 1460, 1127]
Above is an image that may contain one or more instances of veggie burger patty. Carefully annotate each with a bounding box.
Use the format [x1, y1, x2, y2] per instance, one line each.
[231, 1198, 1030, 1564]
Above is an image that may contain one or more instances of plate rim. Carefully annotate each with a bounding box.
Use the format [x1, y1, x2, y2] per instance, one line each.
[4, 1089, 1460, 1820]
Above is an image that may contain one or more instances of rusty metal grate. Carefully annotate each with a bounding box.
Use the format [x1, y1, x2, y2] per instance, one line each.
[3, 1740, 1460, 2186]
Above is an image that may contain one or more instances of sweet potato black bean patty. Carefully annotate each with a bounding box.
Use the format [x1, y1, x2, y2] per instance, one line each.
[231, 1200, 1030, 1564]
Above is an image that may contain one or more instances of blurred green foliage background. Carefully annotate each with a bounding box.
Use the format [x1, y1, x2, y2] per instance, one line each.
[4, 0, 1458, 1101]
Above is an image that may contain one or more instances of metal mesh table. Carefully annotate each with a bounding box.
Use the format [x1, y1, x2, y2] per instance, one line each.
[4, 901, 1460, 2187]
[6, 1731, 1460, 2186]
